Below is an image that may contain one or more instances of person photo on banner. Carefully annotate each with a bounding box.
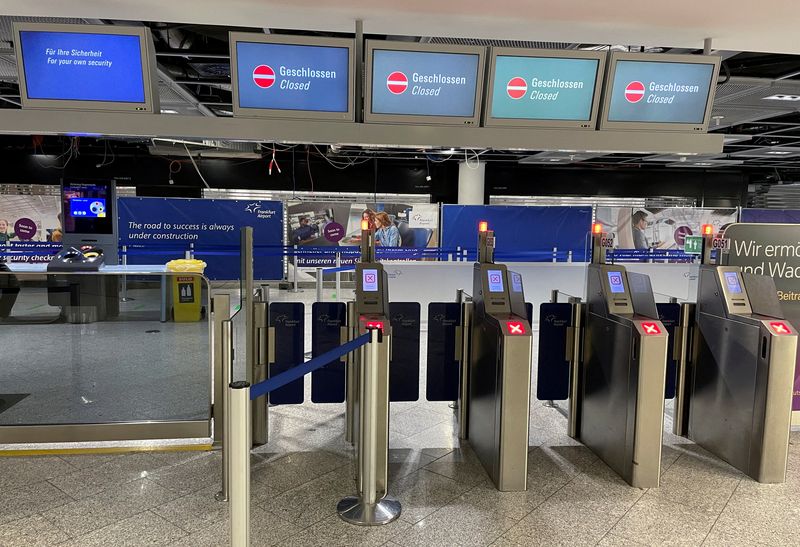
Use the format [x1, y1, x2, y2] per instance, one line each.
[0, 219, 15, 243]
[361, 209, 378, 231]
[632, 210, 651, 250]
[375, 212, 401, 247]
[291, 216, 319, 245]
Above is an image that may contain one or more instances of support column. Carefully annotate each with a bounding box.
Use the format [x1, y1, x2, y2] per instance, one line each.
[457, 161, 486, 205]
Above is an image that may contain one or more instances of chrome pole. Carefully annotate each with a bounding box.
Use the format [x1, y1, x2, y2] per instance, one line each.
[289, 245, 301, 293]
[345, 301, 356, 444]
[252, 301, 268, 446]
[229, 380, 251, 547]
[120, 245, 131, 302]
[316, 267, 324, 302]
[337, 329, 401, 525]
[335, 253, 341, 301]
[215, 317, 233, 502]
[567, 298, 583, 439]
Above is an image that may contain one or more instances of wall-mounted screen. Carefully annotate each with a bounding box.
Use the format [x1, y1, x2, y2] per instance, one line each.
[724, 271, 743, 294]
[362, 268, 379, 292]
[365, 40, 485, 125]
[608, 271, 625, 294]
[62, 181, 114, 234]
[13, 22, 158, 113]
[230, 33, 354, 121]
[484, 48, 605, 129]
[599, 52, 720, 132]
[487, 269, 505, 293]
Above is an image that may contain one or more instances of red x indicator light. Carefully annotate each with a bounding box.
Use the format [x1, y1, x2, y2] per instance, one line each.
[642, 322, 661, 335]
[770, 322, 792, 335]
[507, 321, 525, 335]
[365, 320, 384, 331]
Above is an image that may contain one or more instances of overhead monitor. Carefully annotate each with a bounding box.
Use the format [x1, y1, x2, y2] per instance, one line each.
[229, 33, 354, 121]
[364, 40, 485, 126]
[598, 51, 721, 132]
[483, 48, 606, 129]
[13, 22, 159, 113]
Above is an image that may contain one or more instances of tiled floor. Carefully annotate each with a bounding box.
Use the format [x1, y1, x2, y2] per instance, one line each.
[1, 397, 799, 546]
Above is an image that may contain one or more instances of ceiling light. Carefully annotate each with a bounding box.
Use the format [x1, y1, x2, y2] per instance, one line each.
[548, 158, 561, 162]
[766, 150, 793, 155]
[763, 94, 800, 101]
[160, 109, 179, 114]
[440, 148, 456, 155]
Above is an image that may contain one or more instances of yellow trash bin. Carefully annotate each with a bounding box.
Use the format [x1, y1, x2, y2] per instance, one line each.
[166, 259, 207, 322]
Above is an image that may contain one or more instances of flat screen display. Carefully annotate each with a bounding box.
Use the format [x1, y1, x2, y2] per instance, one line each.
[487, 269, 505, 293]
[18, 30, 145, 103]
[490, 56, 599, 121]
[510, 271, 523, 293]
[608, 271, 625, 294]
[69, 198, 107, 218]
[235, 41, 350, 112]
[62, 182, 113, 234]
[724, 271, 743, 294]
[370, 49, 480, 117]
[362, 268, 379, 292]
[606, 60, 716, 124]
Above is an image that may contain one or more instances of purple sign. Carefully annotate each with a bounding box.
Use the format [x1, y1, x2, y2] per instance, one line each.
[324, 222, 345, 242]
[14, 218, 36, 240]
[674, 225, 692, 246]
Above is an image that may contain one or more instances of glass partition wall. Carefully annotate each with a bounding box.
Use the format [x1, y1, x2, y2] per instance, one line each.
[0, 270, 213, 444]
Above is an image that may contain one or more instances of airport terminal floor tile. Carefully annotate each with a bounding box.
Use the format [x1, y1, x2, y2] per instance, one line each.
[1, 402, 799, 546]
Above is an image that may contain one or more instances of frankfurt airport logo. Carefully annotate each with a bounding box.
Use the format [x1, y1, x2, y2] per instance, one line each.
[506, 77, 527, 100]
[386, 71, 408, 94]
[624, 81, 645, 103]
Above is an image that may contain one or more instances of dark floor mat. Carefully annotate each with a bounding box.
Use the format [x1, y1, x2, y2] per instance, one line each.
[0, 394, 30, 415]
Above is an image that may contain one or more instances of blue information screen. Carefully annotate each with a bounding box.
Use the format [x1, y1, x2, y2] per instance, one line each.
[724, 271, 743, 294]
[606, 60, 716, 124]
[19, 31, 145, 103]
[69, 198, 107, 218]
[490, 56, 599, 121]
[487, 269, 505, 293]
[510, 272, 523, 293]
[362, 269, 379, 292]
[370, 49, 480, 117]
[608, 271, 625, 293]
[236, 42, 349, 112]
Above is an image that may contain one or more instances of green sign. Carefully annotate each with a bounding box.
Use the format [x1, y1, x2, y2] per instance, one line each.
[684, 235, 703, 255]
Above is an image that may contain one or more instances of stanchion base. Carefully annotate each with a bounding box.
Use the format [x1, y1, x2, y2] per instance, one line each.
[337, 495, 401, 526]
[214, 491, 228, 502]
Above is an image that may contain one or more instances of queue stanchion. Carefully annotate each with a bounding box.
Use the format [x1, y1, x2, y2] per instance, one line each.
[120, 245, 133, 302]
[316, 267, 324, 302]
[337, 326, 401, 525]
[229, 380, 251, 547]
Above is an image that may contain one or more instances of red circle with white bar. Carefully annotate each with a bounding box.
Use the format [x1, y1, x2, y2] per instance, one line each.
[624, 81, 645, 103]
[506, 76, 527, 99]
[642, 322, 661, 335]
[386, 71, 408, 94]
[252, 65, 276, 89]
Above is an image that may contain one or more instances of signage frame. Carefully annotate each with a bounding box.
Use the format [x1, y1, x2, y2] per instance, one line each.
[13, 22, 159, 114]
[364, 39, 486, 126]
[229, 32, 355, 121]
[598, 51, 721, 133]
[483, 47, 606, 129]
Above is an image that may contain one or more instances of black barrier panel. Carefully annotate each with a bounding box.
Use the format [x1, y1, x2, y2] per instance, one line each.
[526, 302, 533, 325]
[426, 302, 461, 402]
[657, 302, 680, 399]
[269, 302, 305, 404]
[536, 302, 572, 401]
[310, 302, 347, 403]
[389, 302, 421, 402]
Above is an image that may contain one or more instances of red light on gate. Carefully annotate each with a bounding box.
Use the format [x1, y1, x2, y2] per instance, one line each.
[478, 221, 489, 233]
[365, 320, 384, 331]
[770, 322, 792, 335]
[702, 224, 714, 236]
[506, 321, 526, 335]
[592, 223, 603, 235]
[641, 322, 661, 335]
[361, 219, 369, 231]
